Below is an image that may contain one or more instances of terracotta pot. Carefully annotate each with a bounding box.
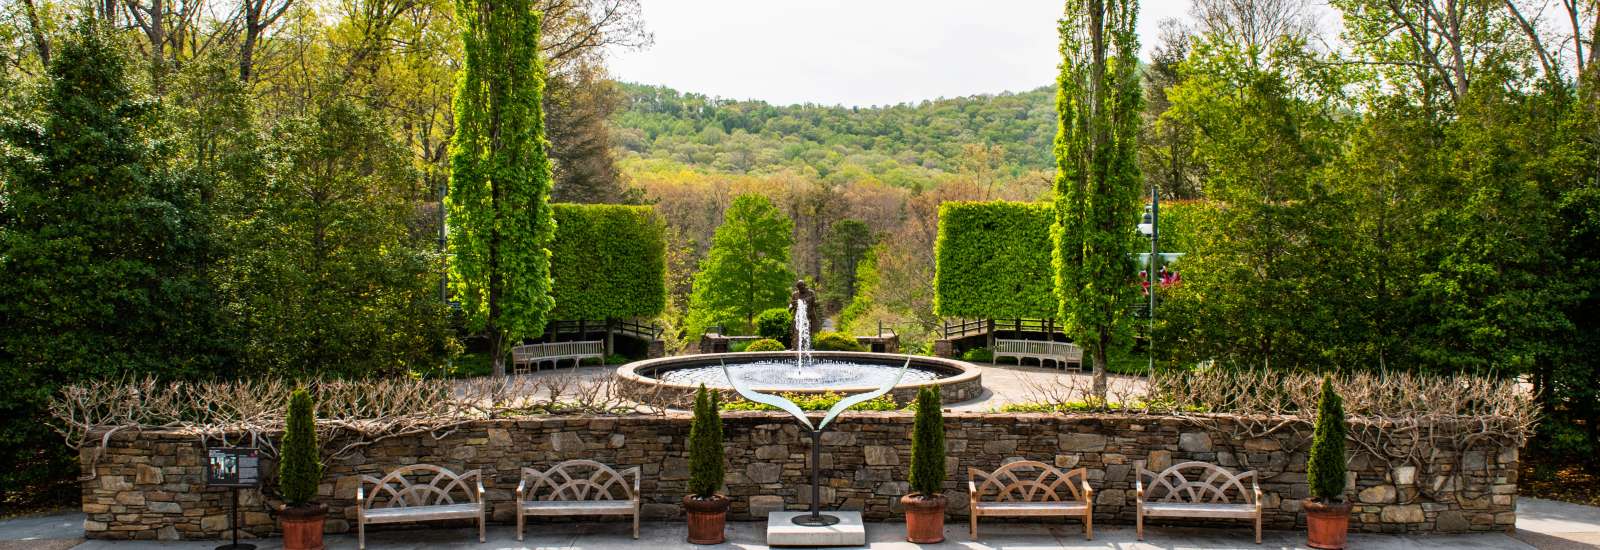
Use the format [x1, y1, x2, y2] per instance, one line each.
[900, 493, 947, 544]
[684, 494, 730, 544]
[1304, 499, 1352, 550]
[279, 503, 327, 550]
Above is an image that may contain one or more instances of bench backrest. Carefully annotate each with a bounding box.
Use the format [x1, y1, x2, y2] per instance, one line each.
[969, 460, 1089, 503]
[1136, 461, 1257, 505]
[512, 340, 604, 360]
[360, 464, 481, 509]
[522, 459, 639, 502]
[994, 339, 1082, 358]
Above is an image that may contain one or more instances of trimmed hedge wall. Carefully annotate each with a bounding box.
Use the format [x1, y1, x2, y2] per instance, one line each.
[933, 201, 1056, 319]
[550, 204, 667, 320]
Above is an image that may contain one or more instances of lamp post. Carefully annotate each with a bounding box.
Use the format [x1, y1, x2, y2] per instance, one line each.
[1136, 189, 1158, 379]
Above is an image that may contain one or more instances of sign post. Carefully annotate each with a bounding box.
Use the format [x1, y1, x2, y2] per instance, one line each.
[206, 447, 261, 550]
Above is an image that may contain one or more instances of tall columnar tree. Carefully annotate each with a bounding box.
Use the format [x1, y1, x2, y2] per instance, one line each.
[907, 387, 946, 497]
[279, 388, 322, 507]
[1052, 0, 1144, 399]
[1306, 377, 1347, 502]
[818, 219, 874, 316]
[686, 385, 725, 499]
[0, 19, 222, 493]
[447, 0, 557, 377]
[686, 194, 796, 335]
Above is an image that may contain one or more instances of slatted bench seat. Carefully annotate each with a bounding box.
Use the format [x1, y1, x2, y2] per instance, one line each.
[1135, 460, 1262, 544]
[511, 340, 605, 374]
[968, 460, 1093, 540]
[355, 464, 484, 550]
[517, 459, 641, 540]
[992, 339, 1083, 370]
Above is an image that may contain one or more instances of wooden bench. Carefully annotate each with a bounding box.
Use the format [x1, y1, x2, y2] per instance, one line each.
[511, 340, 604, 373]
[968, 460, 1093, 540]
[993, 339, 1083, 370]
[1135, 460, 1262, 544]
[517, 459, 641, 540]
[355, 464, 484, 550]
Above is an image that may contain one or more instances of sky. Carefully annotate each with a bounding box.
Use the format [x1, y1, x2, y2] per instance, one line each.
[606, 0, 1196, 107]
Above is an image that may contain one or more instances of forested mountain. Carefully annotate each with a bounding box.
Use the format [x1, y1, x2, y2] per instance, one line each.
[612, 83, 1057, 188]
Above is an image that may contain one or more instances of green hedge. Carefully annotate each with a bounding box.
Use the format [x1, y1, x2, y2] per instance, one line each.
[933, 201, 1056, 318]
[549, 204, 668, 320]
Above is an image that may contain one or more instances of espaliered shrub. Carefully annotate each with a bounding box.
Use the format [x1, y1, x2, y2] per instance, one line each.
[1307, 377, 1347, 502]
[279, 388, 321, 507]
[907, 386, 945, 497]
[933, 201, 1056, 319]
[549, 204, 668, 321]
[687, 385, 724, 498]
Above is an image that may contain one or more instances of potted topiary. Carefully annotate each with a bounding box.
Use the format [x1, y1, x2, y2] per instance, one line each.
[684, 384, 729, 544]
[279, 387, 326, 550]
[1305, 376, 1351, 549]
[901, 386, 947, 543]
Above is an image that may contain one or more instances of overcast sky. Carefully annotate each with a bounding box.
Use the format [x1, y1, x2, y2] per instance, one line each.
[606, 0, 1196, 107]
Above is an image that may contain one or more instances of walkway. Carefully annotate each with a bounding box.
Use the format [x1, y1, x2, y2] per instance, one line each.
[10, 497, 1597, 549]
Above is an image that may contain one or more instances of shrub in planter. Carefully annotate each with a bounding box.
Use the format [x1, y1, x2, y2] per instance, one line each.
[902, 386, 947, 543]
[685, 385, 729, 544]
[755, 308, 793, 342]
[744, 338, 787, 352]
[279, 388, 326, 550]
[812, 331, 866, 352]
[1304, 377, 1351, 549]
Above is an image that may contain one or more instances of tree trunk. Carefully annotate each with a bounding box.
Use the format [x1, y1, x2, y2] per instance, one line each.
[20, 0, 49, 67]
[1092, 336, 1109, 402]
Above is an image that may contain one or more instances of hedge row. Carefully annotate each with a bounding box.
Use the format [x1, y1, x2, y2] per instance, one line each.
[549, 204, 667, 320]
[933, 201, 1056, 319]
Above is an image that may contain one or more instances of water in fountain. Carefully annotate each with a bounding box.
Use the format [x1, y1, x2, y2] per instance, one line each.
[790, 300, 819, 379]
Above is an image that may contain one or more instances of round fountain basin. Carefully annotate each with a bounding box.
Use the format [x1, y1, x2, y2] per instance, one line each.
[616, 351, 983, 407]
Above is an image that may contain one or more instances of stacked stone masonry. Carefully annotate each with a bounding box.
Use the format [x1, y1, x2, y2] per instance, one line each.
[80, 412, 1519, 540]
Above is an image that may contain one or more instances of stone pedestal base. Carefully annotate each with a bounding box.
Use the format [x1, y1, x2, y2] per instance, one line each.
[766, 511, 865, 546]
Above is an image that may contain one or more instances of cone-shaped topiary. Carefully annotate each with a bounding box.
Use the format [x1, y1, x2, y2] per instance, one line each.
[908, 386, 946, 497]
[279, 387, 322, 507]
[687, 384, 725, 499]
[1306, 376, 1347, 502]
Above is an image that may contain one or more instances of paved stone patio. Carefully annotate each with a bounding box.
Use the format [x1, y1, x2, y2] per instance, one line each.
[8, 498, 1598, 549]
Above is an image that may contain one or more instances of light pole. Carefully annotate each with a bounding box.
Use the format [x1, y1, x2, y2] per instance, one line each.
[1136, 189, 1158, 379]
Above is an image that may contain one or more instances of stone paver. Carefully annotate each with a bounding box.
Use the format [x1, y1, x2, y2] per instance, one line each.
[4, 512, 1542, 550]
[1513, 497, 1600, 549]
[947, 363, 1147, 411]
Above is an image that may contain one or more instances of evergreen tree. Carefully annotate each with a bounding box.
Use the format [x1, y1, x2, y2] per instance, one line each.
[1306, 377, 1346, 501]
[686, 194, 795, 335]
[907, 387, 946, 497]
[818, 219, 874, 316]
[686, 385, 724, 499]
[1053, 0, 1144, 399]
[279, 387, 322, 507]
[447, 0, 557, 377]
[0, 18, 222, 494]
[229, 100, 455, 378]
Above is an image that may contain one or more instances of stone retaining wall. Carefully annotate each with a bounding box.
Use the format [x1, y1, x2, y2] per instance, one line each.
[80, 412, 1519, 540]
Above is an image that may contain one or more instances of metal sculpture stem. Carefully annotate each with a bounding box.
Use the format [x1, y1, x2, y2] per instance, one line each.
[792, 429, 839, 526]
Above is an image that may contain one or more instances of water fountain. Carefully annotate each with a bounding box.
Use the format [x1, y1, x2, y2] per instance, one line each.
[615, 283, 984, 406]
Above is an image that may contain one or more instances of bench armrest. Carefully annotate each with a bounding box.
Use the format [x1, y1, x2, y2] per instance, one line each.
[633, 473, 641, 502]
[477, 478, 486, 507]
[967, 481, 978, 500]
[517, 477, 527, 502]
[1252, 480, 1262, 511]
[1135, 474, 1144, 503]
[1081, 478, 1094, 503]
[356, 483, 365, 516]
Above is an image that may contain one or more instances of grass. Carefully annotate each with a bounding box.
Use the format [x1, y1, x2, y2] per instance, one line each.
[721, 391, 899, 412]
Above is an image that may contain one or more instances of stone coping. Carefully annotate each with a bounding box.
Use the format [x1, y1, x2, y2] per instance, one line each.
[615, 352, 982, 405]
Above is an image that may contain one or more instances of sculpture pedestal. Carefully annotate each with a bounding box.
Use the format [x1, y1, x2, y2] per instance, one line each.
[765, 511, 865, 546]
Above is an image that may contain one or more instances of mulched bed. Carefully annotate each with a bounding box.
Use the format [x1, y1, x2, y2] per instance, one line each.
[1521, 453, 1600, 507]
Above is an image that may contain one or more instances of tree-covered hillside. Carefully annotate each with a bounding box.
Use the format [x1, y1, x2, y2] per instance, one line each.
[612, 83, 1056, 187]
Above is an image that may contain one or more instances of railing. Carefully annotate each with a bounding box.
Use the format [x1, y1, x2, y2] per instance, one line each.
[546, 319, 663, 341]
[941, 318, 1068, 340]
